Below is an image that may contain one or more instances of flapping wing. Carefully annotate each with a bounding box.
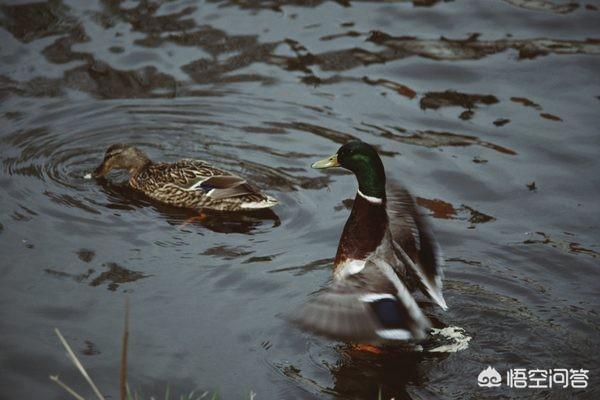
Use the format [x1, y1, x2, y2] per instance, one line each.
[288, 258, 431, 342]
[387, 185, 447, 310]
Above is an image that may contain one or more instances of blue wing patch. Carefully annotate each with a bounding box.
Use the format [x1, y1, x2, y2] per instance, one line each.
[368, 298, 410, 330]
[199, 182, 216, 191]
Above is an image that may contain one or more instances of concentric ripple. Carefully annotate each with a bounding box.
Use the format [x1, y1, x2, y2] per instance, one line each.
[0, 95, 335, 237]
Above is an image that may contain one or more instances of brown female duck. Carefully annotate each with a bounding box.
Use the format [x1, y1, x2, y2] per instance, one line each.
[92, 144, 278, 212]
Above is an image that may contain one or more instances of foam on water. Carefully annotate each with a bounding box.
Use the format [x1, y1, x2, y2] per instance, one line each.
[427, 326, 472, 353]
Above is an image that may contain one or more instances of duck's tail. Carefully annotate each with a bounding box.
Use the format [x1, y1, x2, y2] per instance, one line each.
[239, 193, 278, 209]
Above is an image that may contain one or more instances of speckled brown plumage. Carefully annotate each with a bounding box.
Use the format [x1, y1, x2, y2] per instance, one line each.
[93, 145, 278, 212]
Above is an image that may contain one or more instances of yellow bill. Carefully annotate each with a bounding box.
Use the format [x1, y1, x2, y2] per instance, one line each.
[311, 154, 340, 169]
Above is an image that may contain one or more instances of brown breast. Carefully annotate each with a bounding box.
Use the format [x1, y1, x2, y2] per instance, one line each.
[333, 193, 388, 270]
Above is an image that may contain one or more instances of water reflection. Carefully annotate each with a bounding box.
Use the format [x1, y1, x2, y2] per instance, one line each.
[3, 0, 600, 100]
[328, 348, 429, 400]
[273, 340, 453, 400]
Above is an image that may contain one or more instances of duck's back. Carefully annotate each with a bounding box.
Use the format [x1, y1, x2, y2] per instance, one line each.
[131, 159, 226, 189]
[130, 159, 277, 211]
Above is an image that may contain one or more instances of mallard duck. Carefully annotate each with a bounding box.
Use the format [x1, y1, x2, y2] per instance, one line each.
[92, 144, 278, 211]
[291, 140, 447, 343]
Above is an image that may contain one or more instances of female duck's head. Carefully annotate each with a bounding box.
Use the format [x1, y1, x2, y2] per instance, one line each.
[312, 140, 386, 200]
[93, 144, 150, 178]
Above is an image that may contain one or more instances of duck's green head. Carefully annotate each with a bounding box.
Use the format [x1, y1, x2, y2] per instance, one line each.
[92, 144, 150, 178]
[312, 140, 386, 199]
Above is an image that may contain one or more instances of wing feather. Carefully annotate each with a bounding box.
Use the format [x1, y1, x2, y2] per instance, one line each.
[387, 184, 447, 310]
[155, 161, 262, 201]
[289, 258, 431, 342]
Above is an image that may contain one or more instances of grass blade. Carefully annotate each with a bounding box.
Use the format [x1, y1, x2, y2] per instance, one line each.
[121, 296, 130, 400]
[49, 374, 86, 400]
[55, 328, 106, 400]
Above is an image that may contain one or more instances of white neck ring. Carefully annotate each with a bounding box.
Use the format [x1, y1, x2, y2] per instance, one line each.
[357, 189, 383, 204]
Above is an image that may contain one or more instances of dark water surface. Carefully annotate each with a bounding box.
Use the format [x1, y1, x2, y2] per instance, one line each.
[1, 0, 599, 399]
